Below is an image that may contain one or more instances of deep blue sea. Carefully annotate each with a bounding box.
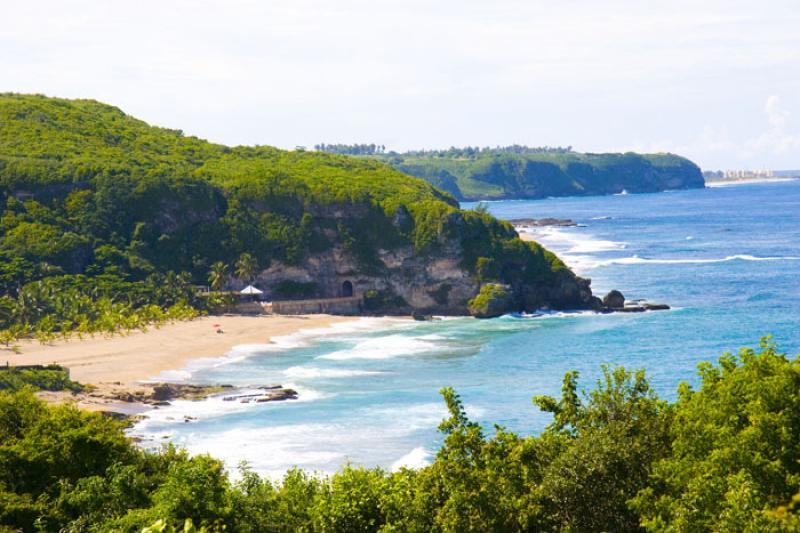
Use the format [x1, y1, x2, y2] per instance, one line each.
[132, 180, 800, 477]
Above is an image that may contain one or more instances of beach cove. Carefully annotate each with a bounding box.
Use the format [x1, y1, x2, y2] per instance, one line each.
[123, 179, 800, 478]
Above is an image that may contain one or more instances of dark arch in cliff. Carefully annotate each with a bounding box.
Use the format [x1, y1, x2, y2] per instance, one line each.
[341, 280, 354, 297]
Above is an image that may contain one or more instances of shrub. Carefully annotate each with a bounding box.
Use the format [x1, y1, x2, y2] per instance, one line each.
[467, 283, 512, 318]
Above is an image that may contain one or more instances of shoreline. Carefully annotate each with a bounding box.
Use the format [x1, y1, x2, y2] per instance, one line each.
[3, 314, 359, 413]
[705, 177, 798, 188]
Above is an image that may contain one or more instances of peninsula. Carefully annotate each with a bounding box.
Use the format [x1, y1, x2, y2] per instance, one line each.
[315, 144, 706, 201]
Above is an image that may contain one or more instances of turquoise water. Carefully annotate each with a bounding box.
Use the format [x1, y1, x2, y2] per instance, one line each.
[132, 180, 800, 477]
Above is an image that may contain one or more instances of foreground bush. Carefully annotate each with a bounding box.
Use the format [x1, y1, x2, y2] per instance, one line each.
[0, 339, 797, 532]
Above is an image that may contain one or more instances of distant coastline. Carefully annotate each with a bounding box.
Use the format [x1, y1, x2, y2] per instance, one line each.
[705, 176, 799, 188]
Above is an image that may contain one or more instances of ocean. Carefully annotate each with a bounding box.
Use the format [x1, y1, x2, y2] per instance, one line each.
[131, 179, 800, 478]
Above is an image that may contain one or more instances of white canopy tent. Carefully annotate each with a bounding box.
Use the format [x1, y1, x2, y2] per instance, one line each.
[240, 285, 263, 295]
[239, 285, 264, 303]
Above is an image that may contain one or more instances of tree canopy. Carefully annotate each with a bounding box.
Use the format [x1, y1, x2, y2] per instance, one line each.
[0, 339, 797, 531]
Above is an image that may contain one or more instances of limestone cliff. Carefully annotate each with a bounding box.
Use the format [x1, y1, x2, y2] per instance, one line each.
[243, 206, 599, 316]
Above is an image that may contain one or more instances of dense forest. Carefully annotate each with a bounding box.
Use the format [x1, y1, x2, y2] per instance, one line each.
[1, 339, 797, 531]
[314, 144, 573, 157]
[313, 145, 704, 201]
[314, 143, 387, 155]
[381, 151, 705, 201]
[0, 94, 587, 342]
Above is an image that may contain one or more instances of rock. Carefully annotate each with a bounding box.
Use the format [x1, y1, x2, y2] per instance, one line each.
[224, 386, 299, 403]
[99, 411, 131, 421]
[602, 290, 625, 309]
[151, 384, 178, 401]
[255, 388, 298, 402]
[643, 303, 670, 311]
[412, 310, 434, 321]
[468, 283, 514, 319]
[224, 393, 261, 401]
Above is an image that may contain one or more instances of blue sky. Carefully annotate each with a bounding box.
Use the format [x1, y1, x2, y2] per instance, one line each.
[2, 0, 799, 170]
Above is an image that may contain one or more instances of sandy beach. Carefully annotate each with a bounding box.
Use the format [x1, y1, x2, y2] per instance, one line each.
[3, 314, 357, 411]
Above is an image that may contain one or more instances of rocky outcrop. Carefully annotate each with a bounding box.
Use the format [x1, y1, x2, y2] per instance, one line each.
[468, 283, 514, 318]
[256, 240, 479, 315]
[600, 290, 670, 313]
[222, 385, 299, 403]
[602, 290, 626, 309]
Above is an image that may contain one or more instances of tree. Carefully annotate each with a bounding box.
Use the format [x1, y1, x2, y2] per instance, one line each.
[631, 338, 800, 531]
[234, 253, 259, 283]
[208, 262, 228, 292]
[534, 366, 673, 532]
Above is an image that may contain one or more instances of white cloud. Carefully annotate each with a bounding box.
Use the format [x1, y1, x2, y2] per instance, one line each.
[626, 95, 800, 170]
[765, 95, 789, 129]
[743, 96, 800, 161]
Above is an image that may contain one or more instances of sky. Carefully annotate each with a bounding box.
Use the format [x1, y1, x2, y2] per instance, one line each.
[2, 0, 800, 170]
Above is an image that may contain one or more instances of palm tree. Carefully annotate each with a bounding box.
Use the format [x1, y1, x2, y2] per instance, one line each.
[208, 262, 229, 292]
[235, 253, 259, 283]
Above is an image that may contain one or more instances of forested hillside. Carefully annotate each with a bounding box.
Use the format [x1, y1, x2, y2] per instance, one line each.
[0, 94, 599, 341]
[315, 145, 705, 201]
[1, 340, 797, 531]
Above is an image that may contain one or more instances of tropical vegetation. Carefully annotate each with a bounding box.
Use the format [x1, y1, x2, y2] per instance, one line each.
[0, 364, 83, 392]
[0, 339, 797, 531]
[0, 94, 575, 340]
[366, 148, 704, 201]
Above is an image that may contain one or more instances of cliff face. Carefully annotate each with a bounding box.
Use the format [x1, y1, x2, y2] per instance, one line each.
[248, 206, 599, 315]
[257, 244, 599, 315]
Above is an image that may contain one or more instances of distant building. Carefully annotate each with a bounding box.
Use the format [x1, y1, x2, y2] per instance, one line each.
[723, 169, 775, 179]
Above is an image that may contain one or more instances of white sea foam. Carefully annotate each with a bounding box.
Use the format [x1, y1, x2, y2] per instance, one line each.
[317, 334, 442, 360]
[136, 392, 261, 427]
[536, 227, 626, 254]
[152, 369, 193, 382]
[391, 447, 433, 471]
[174, 423, 349, 479]
[135, 382, 331, 434]
[590, 254, 800, 267]
[512, 309, 600, 319]
[281, 382, 333, 403]
[135, 408, 443, 480]
[283, 366, 384, 379]
[147, 317, 404, 382]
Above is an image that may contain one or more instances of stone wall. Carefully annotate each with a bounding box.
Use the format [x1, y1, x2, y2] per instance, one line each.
[271, 296, 362, 315]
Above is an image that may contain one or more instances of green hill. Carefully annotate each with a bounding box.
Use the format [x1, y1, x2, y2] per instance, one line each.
[361, 149, 704, 201]
[0, 94, 601, 338]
